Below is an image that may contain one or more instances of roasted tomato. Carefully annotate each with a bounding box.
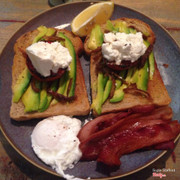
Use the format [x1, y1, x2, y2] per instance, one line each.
[105, 44, 153, 71]
[106, 59, 139, 71]
[26, 57, 66, 82]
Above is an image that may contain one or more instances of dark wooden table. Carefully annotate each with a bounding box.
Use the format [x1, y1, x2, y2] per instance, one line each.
[0, 0, 180, 179]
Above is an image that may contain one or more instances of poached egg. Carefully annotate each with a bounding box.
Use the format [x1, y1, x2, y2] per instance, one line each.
[31, 115, 82, 179]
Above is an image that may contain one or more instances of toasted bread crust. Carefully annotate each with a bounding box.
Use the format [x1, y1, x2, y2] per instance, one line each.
[84, 18, 156, 56]
[10, 29, 90, 121]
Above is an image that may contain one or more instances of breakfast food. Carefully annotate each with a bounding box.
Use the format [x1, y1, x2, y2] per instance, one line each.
[71, 1, 114, 37]
[9, 2, 180, 178]
[31, 115, 82, 179]
[78, 106, 180, 166]
[10, 26, 90, 121]
[84, 18, 171, 116]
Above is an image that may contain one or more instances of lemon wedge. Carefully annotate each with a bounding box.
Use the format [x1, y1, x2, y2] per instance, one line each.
[71, 1, 114, 37]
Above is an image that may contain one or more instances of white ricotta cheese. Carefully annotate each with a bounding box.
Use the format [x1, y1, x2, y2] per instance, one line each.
[31, 115, 82, 179]
[26, 41, 72, 77]
[102, 32, 147, 65]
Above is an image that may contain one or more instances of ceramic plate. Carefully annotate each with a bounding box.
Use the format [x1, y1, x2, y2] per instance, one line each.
[0, 1, 180, 179]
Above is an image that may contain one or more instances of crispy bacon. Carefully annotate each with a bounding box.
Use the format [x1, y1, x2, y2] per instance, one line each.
[130, 104, 155, 113]
[153, 140, 175, 150]
[78, 111, 131, 142]
[78, 106, 180, 166]
[97, 122, 178, 166]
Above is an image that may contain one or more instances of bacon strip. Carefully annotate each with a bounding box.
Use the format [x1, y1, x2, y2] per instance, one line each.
[78, 106, 180, 166]
[78, 111, 131, 142]
[97, 122, 178, 166]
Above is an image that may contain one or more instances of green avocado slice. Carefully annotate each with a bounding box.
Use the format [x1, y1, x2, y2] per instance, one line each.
[32, 26, 48, 44]
[57, 32, 76, 97]
[12, 67, 31, 103]
[130, 67, 138, 84]
[41, 79, 58, 111]
[102, 76, 112, 104]
[114, 21, 130, 34]
[46, 28, 56, 36]
[38, 82, 48, 112]
[92, 72, 104, 115]
[149, 51, 155, 80]
[137, 60, 149, 91]
[110, 84, 126, 103]
[110, 70, 126, 103]
[21, 79, 40, 112]
[106, 20, 119, 32]
[88, 24, 103, 50]
[51, 71, 69, 105]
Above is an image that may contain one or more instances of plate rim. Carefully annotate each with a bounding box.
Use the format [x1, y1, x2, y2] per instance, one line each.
[0, 1, 180, 179]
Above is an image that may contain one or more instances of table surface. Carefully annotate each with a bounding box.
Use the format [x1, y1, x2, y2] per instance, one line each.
[0, 0, 179, 180]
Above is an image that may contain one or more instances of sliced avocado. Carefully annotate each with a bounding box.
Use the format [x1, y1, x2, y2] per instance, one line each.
[12, 67, 31, 103]
[106, 20, 119, 32]
[32, 26, 48, 44]
[144, 40, 150, 48]
[137, 60, 149, 91]
[142, 30, 150, 37]
[110, 69, 134, 103]
[51, 71, 69, 105]
[110, 84, 126, 103]
[129, 28, 137, 34]
[130, 67, 138, 84]
[21, 80, 41, 112]
[46, 28, 56, 36]
[149, 51, 155, 80]
[114, 70, 126, 90]
[92, 72, 104, 115]
[38, 82, 48, 112]
[43, 80, 58, 111]
[102, 77, 112, 104]
[88, 24, 103, 50]
[103, 75, 109, 89]
[115, 79, 122, 90]
[110, 70, 126, 103]
[57, 32, 76, 97]
[62, 75, 70, 97]
[114, 21, 130, 34]
[125, 67, 134, 84]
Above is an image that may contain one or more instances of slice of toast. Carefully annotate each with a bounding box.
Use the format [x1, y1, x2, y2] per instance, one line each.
[86, 18, 171, 116]
[90, 52, 171, 116]
[10, 29, 90, 121]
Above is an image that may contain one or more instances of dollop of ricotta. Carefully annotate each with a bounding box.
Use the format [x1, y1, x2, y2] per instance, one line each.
[31, 115, 82, 177]
[26, 41, 72, 77]
[102, 32, 147, 65]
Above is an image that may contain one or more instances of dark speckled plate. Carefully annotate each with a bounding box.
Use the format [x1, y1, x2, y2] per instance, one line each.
[0, 1, 180, 179]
